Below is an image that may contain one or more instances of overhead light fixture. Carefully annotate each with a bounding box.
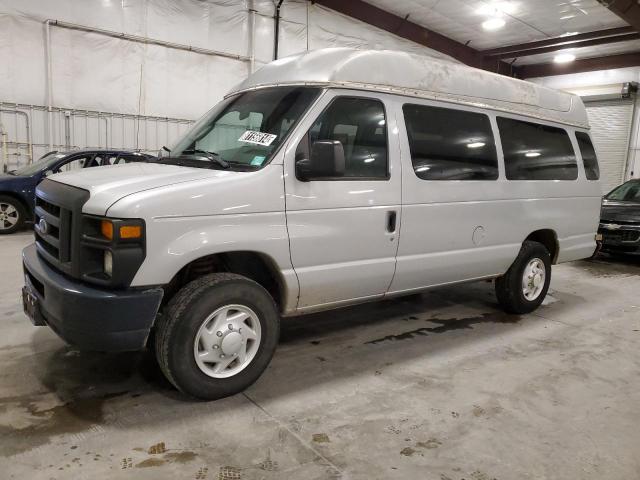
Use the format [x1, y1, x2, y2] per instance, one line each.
[554, 52, 576, 63]
[467, 142, 486, 149]
[560, 31, 579, 37]
[483, 17, 506, 31]
[525, 152, 541, 158]
[477, 2, 516, 15]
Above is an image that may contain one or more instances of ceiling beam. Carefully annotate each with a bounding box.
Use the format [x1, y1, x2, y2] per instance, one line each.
[519, 51, 640, 78]
[598, 0, 640, 33]
[311, 0, 520, 75]
[482, 27, 637, 58]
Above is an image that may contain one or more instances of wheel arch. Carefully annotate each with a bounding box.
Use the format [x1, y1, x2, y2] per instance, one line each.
[524, 229, 559, 264]
[164, 250, 290, 313]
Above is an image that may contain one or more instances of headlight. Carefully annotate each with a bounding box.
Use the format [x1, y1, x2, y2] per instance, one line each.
[81, 216, 146, 288]
[104, 250, 113, 277]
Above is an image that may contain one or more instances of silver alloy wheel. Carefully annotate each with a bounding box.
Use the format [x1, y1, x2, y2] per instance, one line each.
[193, 304, 262, 379]
[522, 257, 546, 301]
[0, 202, 19, 230]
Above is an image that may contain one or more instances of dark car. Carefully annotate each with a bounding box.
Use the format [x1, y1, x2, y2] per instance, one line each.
[598, 179, 640, 256]
[0, 149, 154, 234]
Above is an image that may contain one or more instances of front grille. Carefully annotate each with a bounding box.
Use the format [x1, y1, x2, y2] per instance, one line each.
[599, 228, 640, 244]
[34, 180, 89, 277]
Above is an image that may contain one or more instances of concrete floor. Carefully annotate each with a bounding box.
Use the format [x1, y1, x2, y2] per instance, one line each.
[1, 232, 639, 480]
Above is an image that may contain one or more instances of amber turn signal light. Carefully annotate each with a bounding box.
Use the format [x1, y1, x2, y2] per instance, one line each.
[101, 220, 113, 240]
[119, 225, 142, 239]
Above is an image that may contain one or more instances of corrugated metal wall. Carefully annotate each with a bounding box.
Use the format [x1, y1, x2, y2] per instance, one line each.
[584, 99, 635, 194]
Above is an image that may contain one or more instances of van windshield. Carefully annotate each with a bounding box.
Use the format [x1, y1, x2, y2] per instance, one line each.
[166, 87, 320, 170]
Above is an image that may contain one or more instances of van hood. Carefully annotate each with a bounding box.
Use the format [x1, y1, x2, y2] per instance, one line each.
[48, 163, 246, 214]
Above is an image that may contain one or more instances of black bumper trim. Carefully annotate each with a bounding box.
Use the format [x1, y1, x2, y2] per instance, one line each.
[22, 243, 163, 352]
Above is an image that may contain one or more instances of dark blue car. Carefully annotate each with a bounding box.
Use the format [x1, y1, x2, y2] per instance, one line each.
[0, 149, 154, 234]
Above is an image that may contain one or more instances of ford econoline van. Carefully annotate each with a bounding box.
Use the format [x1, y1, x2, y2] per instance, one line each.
[22, 48, 601, 399]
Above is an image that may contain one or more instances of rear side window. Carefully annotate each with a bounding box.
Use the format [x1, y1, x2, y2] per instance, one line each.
[403, 104, 498, 180]
[575, 132, 600, 180]
[498, 117, 578, 180]
[305, 97, 388, 179]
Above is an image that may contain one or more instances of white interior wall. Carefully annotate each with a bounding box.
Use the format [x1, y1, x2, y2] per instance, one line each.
[0, 0, 447, 170]
[529, 68, 640, 181]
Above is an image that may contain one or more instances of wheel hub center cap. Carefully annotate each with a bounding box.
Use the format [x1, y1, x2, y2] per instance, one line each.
[532, 273, 542, 287]
[220, 331, 242, 355]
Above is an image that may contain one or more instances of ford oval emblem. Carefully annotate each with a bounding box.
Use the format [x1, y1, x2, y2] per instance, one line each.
[37, 218, 48, 235]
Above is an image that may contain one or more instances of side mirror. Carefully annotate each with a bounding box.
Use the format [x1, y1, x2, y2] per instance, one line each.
[43, 170, 54, 177]
[296, 140, 346, 181]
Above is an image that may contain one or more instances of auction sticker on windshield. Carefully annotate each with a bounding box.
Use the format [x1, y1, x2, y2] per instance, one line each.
[238, 131, 277, 146]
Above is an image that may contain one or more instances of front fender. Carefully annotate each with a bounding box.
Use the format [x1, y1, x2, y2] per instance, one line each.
[130, 212, 299, 313]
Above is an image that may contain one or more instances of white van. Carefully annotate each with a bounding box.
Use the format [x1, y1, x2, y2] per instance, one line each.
[22, 48, 601, 399]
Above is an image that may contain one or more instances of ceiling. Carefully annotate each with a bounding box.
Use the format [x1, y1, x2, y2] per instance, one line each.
[361, 0, 639, 72]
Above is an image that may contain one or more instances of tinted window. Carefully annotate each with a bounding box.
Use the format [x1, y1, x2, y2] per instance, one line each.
[301, 97, 388, 178]
[403, 104, 498, 180]
[498, 117, 578, 180]
[575, 132, 600, 180]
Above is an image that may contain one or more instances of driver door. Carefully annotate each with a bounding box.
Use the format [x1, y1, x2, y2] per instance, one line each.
[283, 90, 402, 311]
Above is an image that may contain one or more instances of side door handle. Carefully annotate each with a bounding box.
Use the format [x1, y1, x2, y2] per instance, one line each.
[386, 210, 397, 233]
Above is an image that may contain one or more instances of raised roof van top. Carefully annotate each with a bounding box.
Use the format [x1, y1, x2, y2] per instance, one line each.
[230, 47, 589, 129]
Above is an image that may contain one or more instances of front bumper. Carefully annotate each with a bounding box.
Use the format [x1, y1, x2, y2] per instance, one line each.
[22, 243, 163, 351]
[598, 223, 640, 255]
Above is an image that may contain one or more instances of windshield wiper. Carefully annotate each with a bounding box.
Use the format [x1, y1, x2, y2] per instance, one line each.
[180, 149, 229, 169]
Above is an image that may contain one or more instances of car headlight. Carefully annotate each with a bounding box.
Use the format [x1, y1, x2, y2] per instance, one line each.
[81, 216, 146, 288]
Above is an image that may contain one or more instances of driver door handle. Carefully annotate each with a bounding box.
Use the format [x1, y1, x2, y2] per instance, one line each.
[386, 211, 397, 233]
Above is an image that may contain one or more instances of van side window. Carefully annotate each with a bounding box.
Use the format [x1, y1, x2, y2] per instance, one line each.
[403, 104, 498, 180]
[575, 132, 600, 180]
[301, 97, 388, 179]
[497, 117, 578, 180]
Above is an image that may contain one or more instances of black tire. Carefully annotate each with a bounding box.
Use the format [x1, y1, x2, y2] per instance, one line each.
[495, 240, 551, 314]
[0, 195, 26, 234]
[155, 273, 280, 400]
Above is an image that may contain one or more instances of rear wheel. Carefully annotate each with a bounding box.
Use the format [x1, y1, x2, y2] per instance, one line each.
[0, 196, 26, 234]
[155, 273, 279, 400]
[495, 240, 551, 314]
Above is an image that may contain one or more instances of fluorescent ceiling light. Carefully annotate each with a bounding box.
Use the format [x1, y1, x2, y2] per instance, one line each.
[467, 142, 486, 149]
[364, 157, 375, 163]
[415, 166, 431, 172]
[554, 53, 576, 63]
[483, 17, 506, 31]
[560, 31, 579, 37]
[525, 152, 541, 157]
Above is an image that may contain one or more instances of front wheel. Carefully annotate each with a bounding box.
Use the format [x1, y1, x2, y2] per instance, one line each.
[155, 273, 280, 400]
[0, 196, 26, 234]
[495, 240, 551, 314]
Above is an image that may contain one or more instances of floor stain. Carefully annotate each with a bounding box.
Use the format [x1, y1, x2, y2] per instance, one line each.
[577, 257, 640, 278]
[195, 466, 209, 479]
[416, 438, 442, 449]
[148, 442, 166, 454]
[400, 446, 417, 456]
[366, 313, 521, 345]
[218, 465, 242, 479]
[312, 433, 330, 443]
[0, 390, 128, 457]
[136, 457, 165, 468]
[165, 451, 197, 463]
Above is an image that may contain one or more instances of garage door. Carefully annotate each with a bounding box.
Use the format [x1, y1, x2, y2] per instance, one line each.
[584, 99, 634, 194]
